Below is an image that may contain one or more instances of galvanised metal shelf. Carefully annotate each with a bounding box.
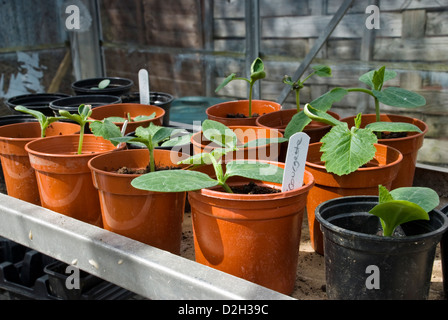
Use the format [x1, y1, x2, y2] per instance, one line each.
[0, 192, 292, 300]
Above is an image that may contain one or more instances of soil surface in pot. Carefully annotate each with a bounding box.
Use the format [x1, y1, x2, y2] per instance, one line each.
[115, 165, 177, 174]
[227, 112, 260, 118]
[230, 181, 280, 194]
[375, 132, 408, 139]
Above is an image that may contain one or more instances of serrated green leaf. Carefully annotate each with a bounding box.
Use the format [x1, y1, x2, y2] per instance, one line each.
[365, 121, 422, 133]
[131, 170, 219, 193]
[378, 185, 394, 204]
[373, 87, 426, 108]
[224, 160, 284, 184]
[90, 119, 123, 146]
[359, 68, 397, 89]
[312, 65, 332, 77]
[202, 119, 237, 148]
[320, 124, 378, 176]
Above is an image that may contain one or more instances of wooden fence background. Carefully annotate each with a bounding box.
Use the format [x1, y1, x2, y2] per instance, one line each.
[0, 0, 447, 165]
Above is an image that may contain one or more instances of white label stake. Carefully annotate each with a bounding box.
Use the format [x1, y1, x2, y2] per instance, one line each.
[282, 132, 310, 192]
[138, 69, 150, 105]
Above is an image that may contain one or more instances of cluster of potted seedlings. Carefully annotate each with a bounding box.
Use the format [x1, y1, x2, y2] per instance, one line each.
[0, 59, 447, 300]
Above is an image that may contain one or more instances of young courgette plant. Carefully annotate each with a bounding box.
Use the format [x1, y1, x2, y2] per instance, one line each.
[284, 65, 426, 139]
[58, 104, 94, 154]
[90, 119, 192, 173]
[14, 105, 63, 138]
[283, 64, 332, 113]
[215, 57, 266, 118]
[131, 119, 286, 194]
[370, 185, 439, 237]
[303, 103, 422, 176]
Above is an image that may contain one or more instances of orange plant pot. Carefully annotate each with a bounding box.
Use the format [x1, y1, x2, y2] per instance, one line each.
[305, 142, 403, 255]
[0, 122, 80, 205]
[25, 134, 120, 227]
[256, 108, 341, 161]
[89, 103, 165, 134]
[191, 125, 283, 162]
[206, 100, 282, 126]
[188, 165, 315, 295]
[88, 149, 189, 254]
[341, 114, 427, 189]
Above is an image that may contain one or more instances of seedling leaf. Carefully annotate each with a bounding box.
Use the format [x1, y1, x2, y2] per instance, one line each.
[365, 121, 422, 133]
[373, 87, 426, 108]
[224, 160, 284, 184]
[320, 123, 377, 175]
[132, 170, 219, 192]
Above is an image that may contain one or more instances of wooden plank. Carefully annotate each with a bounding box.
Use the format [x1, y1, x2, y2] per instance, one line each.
[426, 11, 448, 36]
[402, 10, 426, 39]
[374, 37, 448, 61]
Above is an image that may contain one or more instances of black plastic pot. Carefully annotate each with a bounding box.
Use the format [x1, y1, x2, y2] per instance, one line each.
[441, 203, 448, 298]
[0, 115, 37, 126]
[5, 93, 70, 116]
[315, 196, 448, 300]
[121, 92, 174, 126]
[71, 77, 133, 97]
[49, 94, 122, 116]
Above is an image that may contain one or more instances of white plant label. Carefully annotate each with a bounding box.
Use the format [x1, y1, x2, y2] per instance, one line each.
[138, 69, 150, 105]
[282, 132, 310, 192]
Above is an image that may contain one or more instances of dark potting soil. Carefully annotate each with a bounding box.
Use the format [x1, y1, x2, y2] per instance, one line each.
[115, 166, 177, 174]
[230, 181, 280, 194]
[375, 131, 408, 139]
[226, 113, 260, 118]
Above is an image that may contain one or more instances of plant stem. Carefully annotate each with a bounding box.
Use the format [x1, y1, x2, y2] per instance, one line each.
[221, 183, 233, 193]
[295, 89, 300, 113]
[77, 123, 85, 154]
[248, 82, 253, 117]
[149, 148, 155, 172]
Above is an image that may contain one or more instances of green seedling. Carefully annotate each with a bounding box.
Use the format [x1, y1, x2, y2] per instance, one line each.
[369, 185, 439, 237]
[91, 79, 110, 90]
[90, 119, 192, 173]
[58, 104, 93, 154]
[105, 112, 156, 123]
[284, 65, 426, 139]
[131, 119, 286, 194]
[14, 105, 63, 138]
[215, 57, 266, 118]
[303, 103, 422, 176]
[283, 65, 332, 113]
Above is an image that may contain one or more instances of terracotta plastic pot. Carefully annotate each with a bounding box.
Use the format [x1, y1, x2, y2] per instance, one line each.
[256, 108, 341, 142]
[0, 122, 80, 205]
[89, 103, 165, 134]
[256, 108, 341, 161]
[341, 114, 427, 189]
[25, 134, 120, 226]
[88, 149, 189, 254]
[206, 100, 282, 126]
[188, 164, 315, 295]
[191, 125, 283, 162]
[305, 142, 403, 255]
